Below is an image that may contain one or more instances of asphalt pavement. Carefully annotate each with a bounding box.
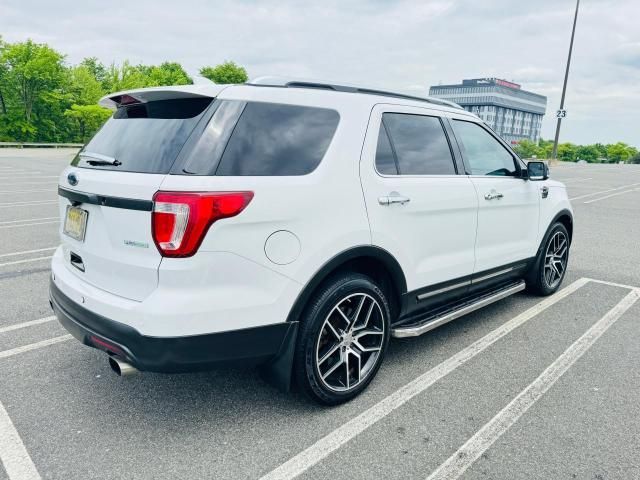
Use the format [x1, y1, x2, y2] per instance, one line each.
[0, 149, 639, 480]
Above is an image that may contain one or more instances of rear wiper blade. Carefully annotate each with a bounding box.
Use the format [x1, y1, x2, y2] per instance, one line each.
[79, 151, 122, 167]
[86, 159, 122, 166]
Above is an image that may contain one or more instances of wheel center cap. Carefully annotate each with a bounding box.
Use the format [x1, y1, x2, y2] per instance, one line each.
[343, 332, 353, 346]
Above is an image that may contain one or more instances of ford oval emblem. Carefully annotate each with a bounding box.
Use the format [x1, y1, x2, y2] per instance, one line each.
[67, 172, 78, 186]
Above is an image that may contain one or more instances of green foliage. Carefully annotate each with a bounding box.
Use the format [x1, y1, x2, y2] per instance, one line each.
[64, 104, 111, 142]
[512, 139, 539, 158]
[0, 39, 66, 140]
[199, 61, 248, 84]
[514, 139, 638, 164]
[0, 37, 251, 143]
[606, 142, 637, 163]
[557, 143, 578, 162]
[103, 60, 149, 92]
[144, 62, 192, 87]
[68, 65, 104, 105]
[80, 57, 107, 86]
[575, 144, 599, 162]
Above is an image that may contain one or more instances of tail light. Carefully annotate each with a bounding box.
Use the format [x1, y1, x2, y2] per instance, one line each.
[152, 191, 253, 257]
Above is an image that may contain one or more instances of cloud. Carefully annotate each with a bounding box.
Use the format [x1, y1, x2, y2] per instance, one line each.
[1, 0, 639, 145]
[613, 43, 640, 69]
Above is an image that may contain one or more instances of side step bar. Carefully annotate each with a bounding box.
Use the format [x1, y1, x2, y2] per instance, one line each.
[392, 280, 526, 338]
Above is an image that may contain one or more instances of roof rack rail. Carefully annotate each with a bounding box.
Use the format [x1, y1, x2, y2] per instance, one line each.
[247, 76, 462, 110]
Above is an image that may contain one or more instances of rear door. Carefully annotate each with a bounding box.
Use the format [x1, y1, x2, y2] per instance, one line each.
[449, 118, 540, 274]
[58, 96, 213, 301]
[359, 104, 478, 311]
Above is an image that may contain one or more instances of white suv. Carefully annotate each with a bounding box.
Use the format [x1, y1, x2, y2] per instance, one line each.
[50, 77, 573, 405]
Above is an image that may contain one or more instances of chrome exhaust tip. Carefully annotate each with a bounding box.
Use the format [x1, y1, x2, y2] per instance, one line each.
[108, 356, 138, 377]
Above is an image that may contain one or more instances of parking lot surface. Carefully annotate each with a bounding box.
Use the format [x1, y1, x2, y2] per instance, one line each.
[1, 149, 639, 480]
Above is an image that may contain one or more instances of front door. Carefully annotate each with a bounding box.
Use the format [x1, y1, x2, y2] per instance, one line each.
[449, 118, 540, 275]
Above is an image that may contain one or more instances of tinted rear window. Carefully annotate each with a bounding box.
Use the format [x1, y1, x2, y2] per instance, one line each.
[217, 102, 339, 176]
[381, 113, 456, 175]
[73, 97, 212, 174]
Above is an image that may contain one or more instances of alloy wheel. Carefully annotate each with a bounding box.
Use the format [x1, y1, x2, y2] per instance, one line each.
[544, 231, 568, 288]
[315, 293, 385, 392]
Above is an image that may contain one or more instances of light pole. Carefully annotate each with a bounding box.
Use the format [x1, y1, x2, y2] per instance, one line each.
[551, 0, 580, 160]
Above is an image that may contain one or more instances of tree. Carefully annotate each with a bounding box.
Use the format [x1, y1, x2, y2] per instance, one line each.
[103, 61, 148, 93]
[557, 143, 578, 162]
[593, 143, 608, 160]
[630, 152, 640, 164]
[145, 62, 192, 87]
[68, 65, 104, 105]
[0, 36, 7, 115]
[575, 144, 599, 162]
[0, 40, 65, 123]
[64, 104, 111, 142]
[513, 139, 540, 159]
[606, 142, 636, 163]
[80, 57, 107, 87]
[199, 61, 248, 84]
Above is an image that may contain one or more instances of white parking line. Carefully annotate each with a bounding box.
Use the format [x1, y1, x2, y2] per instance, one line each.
[426, 289, 639, 480]
[258, 278, 589, 480]
[0, 317, 56, 334]
[0, 217, 58, 225]
[0, 176, 58, 180]
[0, 335, 72, 360]
[0, 256, 53, 268]
[583, 188, 640, 204]
[0, 200, 57, 208]
[562, 177, 592, 184]
[569, 182, 640, 201]
[587, 277, 640, 291]
[0, 401, 41, 480]
[3, 182, 58, 186]
[0, 248, 57, 258]
[0, 189, 55, 194]
[0, 221, 59, 230]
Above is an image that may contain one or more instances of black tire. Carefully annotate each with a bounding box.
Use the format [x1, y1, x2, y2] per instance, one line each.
[526, 222, 570, 296]
[293, 272, 391, 405]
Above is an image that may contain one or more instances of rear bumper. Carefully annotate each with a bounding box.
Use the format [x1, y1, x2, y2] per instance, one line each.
[50, 279, 296, 373]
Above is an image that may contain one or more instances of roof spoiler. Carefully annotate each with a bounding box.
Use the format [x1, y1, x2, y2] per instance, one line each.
[98, 84, 227, 110]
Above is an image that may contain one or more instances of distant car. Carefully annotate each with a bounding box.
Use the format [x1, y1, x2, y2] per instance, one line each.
[577, 159, 588, 164]
[50, 77, 574, 405]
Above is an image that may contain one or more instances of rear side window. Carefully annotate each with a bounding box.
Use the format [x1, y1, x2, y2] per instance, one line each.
[452, 120, 518, 176]
[73, 97, 213, 174]
[374, 124, 398, 175]
[215, 102, 339, 176]
[377, 113, 456, 175]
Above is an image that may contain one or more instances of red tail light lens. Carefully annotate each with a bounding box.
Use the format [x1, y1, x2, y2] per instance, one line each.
[152, 191, 253, 257]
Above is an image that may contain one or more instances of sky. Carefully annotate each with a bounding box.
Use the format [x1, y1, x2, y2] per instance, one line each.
[1, 0, 639, 146]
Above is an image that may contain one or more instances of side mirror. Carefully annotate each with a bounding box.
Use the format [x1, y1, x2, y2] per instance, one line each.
[527, 161, 548, 181]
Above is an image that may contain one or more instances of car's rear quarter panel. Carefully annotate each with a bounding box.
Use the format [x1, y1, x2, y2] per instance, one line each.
[156, 86, 374, 328]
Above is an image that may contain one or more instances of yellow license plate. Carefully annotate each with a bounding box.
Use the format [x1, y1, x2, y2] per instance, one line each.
[63, 206, 88, 241]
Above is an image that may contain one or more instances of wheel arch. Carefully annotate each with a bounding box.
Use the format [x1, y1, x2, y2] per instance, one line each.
[534, 208, 573, 259]
[285, 245, 407, 324]
[550, 209, 573, 244]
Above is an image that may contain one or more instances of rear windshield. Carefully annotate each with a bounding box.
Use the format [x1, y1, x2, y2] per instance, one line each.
[72, 97, 212, 174]
[180, 101, 340, 176]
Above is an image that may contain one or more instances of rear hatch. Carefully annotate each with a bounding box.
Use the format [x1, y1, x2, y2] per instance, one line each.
[58, 93, 214, 301]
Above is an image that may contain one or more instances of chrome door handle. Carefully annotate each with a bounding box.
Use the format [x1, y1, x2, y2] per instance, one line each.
[378, 192, 411, 206]
[484, 191, 504, 200]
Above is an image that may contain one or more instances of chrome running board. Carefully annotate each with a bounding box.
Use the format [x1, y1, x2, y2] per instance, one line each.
[391, 280, 526, 338]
